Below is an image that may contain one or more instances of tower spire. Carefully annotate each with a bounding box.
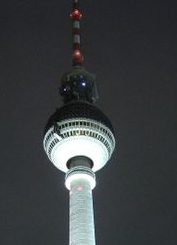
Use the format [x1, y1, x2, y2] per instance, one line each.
[70, 0, 84, 66]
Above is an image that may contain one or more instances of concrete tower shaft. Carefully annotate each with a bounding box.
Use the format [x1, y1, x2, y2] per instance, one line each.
[66, 166, 96, 245]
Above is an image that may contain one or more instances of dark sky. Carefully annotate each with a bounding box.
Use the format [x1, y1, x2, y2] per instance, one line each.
[1, 0, 177, 244]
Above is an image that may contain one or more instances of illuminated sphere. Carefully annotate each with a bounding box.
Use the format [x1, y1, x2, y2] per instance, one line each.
[43, 68, 115, 173]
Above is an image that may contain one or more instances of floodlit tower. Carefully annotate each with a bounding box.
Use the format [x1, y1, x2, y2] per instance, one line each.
[43, 1, 115, 245]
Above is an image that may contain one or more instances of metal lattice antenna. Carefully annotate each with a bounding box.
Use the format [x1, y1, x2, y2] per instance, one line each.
[70, 0, 84, 66]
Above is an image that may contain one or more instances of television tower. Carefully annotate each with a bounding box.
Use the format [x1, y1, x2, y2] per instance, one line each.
[43, 1, 115, 245]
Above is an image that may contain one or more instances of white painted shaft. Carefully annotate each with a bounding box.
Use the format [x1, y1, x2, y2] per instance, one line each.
[69, 177, 96, 245]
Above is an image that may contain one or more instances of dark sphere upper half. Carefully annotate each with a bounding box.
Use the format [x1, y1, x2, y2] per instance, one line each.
[44, 101, 114, 134]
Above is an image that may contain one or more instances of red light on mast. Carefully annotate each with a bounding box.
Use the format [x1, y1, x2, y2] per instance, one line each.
[72, 50, 84, 64]
[70, 9, 82, 20]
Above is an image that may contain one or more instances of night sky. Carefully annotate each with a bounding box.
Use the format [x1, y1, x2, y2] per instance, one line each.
[1, 0, 177, 244]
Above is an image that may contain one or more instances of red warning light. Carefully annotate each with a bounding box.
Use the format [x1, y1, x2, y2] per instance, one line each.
[70, 9, 82, 20]
[73, 50, 84, 64]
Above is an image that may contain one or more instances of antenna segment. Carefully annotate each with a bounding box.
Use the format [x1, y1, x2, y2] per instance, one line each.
[70, 0, 84, 66]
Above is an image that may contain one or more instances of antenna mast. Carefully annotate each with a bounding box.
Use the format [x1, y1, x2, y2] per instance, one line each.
[70, 0, 84, 66]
